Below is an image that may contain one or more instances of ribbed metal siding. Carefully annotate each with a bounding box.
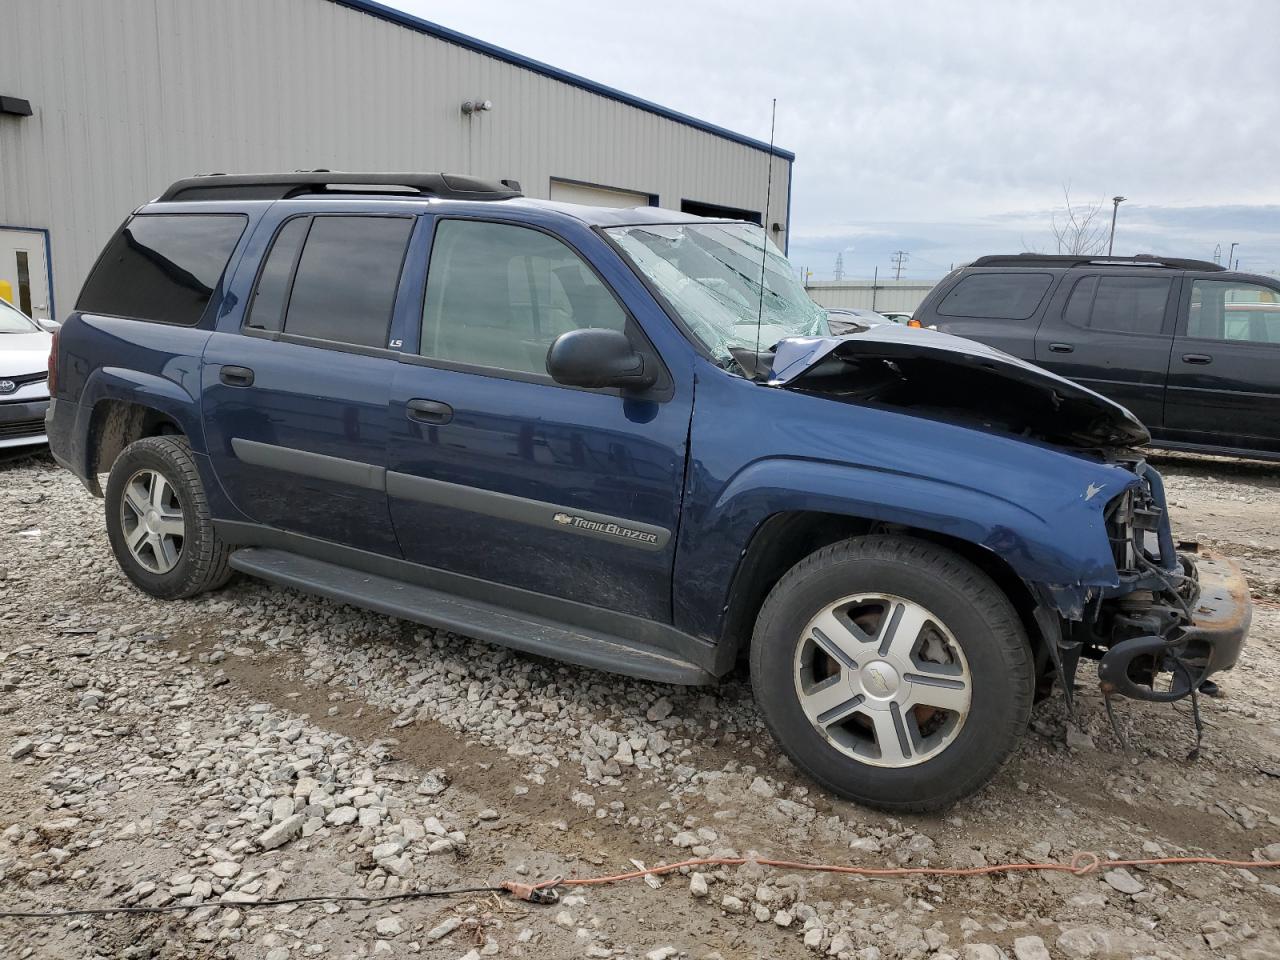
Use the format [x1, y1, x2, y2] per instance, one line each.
[0, 0, 792, 318]
[806, 282, 938, 313]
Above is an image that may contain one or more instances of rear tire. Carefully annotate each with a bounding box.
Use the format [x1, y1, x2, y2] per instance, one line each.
[104, 435, 232, 600]
[750, 535, 1033, 812]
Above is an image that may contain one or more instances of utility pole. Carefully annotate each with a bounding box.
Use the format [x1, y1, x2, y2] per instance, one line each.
[890, 251, 909, 280]
[871, 266, 879, 311]
[1107, 196, 1126, 256]
[1228, 242, 1238, 271]
[834, 252, 844, 281]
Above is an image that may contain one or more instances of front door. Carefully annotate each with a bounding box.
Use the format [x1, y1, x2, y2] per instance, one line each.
[0, 228, 51, 321]
[1033, 271, 1178, 429]
[1164, 275, 1280, 454]
[386, 216, 690, 621]
[202, 211, 416, 555]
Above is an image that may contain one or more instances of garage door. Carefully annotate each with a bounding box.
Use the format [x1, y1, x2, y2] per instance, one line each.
[549, 179, 651, 209]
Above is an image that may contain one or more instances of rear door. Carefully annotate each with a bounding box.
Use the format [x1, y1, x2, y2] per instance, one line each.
[385, 215, 690, 620]
[1032, 271, 1177, 428]
[1163, 275, 1280, 454]
[202, 209, 416, 554]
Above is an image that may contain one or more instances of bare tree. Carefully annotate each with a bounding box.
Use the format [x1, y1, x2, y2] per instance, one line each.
[1049, 185, 1108, 255]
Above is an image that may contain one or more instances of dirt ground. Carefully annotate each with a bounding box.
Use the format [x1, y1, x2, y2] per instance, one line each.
[1, 448, 1277, 960]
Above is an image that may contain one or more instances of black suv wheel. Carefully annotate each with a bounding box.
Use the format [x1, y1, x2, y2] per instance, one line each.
[104, 435, 232, 599]
[751, 535, 1034, 811]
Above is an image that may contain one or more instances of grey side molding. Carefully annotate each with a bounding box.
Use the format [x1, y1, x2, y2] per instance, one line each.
[386, 471, 670, 551]
[231, 438, 386, 491]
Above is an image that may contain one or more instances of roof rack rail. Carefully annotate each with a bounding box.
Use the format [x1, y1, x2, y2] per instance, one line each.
[156, 172, 523, 203]
[969, 253, 1225, 272]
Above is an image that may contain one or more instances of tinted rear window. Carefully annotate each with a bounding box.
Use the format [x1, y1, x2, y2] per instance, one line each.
[77, 214, 247, 325]
[936, 272, 1053, 320]
[1064, 275, 1171, 335]
[245, 217, 309, 333]
[282, 216, 413, 348]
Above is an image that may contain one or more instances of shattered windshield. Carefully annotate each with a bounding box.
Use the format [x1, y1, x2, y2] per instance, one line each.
[606, 222, 829, 367]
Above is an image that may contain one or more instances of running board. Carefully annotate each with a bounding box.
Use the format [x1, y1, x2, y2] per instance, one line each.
[227, 547, 714, 685]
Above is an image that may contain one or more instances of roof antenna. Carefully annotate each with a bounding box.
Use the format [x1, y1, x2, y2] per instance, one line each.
[752, 98, 778, 373]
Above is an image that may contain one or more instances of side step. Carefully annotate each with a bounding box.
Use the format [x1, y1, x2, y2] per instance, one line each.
[227, 547, 714, 685]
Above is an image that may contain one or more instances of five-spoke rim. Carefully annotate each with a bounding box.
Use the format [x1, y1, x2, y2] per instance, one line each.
[119, 469, 185, 574]
[793, 593, 971, 768]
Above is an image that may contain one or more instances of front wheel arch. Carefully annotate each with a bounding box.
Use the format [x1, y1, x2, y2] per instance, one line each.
[722, 512, 1049, 676]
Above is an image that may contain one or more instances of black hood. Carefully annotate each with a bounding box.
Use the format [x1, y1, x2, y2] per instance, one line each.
[742, 326, 1150, 449]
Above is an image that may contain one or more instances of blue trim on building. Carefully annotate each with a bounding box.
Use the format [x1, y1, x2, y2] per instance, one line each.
[328, 0, 796, 162]
[0, 223, 55, 321]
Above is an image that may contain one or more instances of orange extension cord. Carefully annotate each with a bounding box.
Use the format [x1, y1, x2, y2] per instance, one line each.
[501, 851, 1280, 901]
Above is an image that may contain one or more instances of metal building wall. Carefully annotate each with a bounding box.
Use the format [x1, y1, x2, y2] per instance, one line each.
[805, 281, 937, 314]
[0, 0, 792, 319]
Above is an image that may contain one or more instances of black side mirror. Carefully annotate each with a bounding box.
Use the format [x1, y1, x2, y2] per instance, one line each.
[546, 328, 655, 389]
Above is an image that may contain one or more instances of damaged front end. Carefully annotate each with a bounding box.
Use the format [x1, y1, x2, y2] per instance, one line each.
[1070, 460, 1251, 706]
[740, 328, 1253, 719]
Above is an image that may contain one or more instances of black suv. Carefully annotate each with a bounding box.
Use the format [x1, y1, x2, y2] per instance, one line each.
[914, 255, 1280, 461]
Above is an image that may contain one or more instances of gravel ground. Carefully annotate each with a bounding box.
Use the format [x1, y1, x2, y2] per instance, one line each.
[2, 448, 1278, 960]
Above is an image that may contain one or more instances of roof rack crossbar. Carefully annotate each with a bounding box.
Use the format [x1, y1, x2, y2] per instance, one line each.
[156, 172, 523, 203]
[969, 253, 1224, 272]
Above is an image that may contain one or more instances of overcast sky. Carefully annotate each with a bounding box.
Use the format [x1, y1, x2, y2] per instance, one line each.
[395, 0, 1279, 281]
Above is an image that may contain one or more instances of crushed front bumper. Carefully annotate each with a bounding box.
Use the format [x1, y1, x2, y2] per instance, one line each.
[1094, 548, 1251, 702]
[1182, 550, 1252, 676]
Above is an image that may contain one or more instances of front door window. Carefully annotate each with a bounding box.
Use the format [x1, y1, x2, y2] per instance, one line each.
[1187, 279, 1280, 344]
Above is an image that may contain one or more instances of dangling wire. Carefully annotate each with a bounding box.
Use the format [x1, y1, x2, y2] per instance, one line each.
[1186, 685, 1205, 761]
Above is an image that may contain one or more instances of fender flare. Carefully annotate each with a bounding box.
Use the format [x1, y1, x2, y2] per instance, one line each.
[73, 367, 205, 493]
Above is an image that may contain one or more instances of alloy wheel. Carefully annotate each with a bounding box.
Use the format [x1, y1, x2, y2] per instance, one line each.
[119, 468, 185, 574]
[793, 593, 972, 767]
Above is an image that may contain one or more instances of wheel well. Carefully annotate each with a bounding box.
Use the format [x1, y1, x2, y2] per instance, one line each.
[721, 513, 1049, 674]
[87, 400, 185, 493]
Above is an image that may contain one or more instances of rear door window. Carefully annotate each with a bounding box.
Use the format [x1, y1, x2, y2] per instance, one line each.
[245, 217, 309, 333]
[935, 272, 1053, 320]
[279, 216, 414, 348]
[77, 214, 247, 325]
[1065, 275, 1171, 334]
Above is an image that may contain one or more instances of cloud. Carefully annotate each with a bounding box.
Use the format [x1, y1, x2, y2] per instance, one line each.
[391, 0, 1280, 279]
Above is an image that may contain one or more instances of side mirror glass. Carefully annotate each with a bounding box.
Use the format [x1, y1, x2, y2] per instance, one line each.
[546, 328, 655, 390]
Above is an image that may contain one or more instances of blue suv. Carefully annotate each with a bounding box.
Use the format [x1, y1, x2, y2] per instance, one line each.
[46, 173, 1251, 810]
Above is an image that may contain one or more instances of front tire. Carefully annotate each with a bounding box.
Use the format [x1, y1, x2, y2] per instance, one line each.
[104, 435, 232, 600]
[751, 535, 1033, 812]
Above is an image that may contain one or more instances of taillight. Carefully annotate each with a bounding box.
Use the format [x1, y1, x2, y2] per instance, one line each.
[48, 327, 59, 392]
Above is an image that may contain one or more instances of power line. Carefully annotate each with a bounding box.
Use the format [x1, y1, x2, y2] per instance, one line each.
[890, 250, 909, 280]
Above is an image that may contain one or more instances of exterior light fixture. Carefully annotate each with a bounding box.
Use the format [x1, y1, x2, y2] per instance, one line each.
[0, 95, 33, 117]
[461, 99, 493, 115]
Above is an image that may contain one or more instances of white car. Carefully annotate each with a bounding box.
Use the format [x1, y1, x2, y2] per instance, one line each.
[0, 297, 53, 451]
